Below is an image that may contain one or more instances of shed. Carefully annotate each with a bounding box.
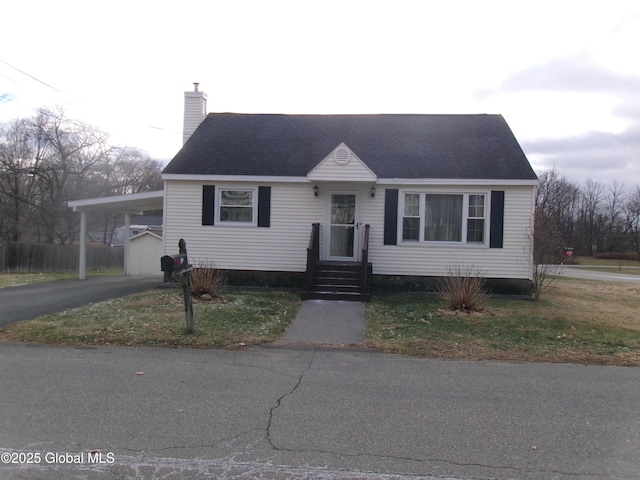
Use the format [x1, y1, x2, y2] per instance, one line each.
[127, 230, 163, 276]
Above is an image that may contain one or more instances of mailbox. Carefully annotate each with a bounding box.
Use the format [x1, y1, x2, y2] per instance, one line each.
[160, 254, 190, 275]
[161, 255, 174, 273]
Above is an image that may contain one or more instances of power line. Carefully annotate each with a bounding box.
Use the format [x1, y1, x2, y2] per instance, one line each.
[0, 58, 69, 96]
[0, 58, 182, 150]
[149, 125, 182, 135]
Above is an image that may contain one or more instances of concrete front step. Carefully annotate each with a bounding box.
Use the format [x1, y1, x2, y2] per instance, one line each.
[301, 290, 371, 302]
[303, 262, 373, 301]
[306, 284, 370, 293]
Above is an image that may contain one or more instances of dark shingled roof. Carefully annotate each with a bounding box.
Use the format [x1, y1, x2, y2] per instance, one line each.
[162, 113, 537, 180]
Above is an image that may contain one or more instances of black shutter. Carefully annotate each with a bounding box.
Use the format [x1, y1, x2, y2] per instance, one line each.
[202, 185, 215, 225]
[384, 189, 399, 245]
[257, 186, 271, 227]
[489, 190, 505, 248]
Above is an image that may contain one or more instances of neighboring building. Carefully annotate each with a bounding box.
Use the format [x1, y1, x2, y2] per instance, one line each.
[110, 215, 163, 246]
[161, 89, 537, 299]
[128, 230, 163, 275]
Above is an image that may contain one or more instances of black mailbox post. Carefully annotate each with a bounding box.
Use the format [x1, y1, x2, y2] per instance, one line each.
[161, 240, 194, 333]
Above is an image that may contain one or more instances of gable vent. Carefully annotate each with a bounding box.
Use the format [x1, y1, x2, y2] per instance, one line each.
[335, 148, 351, 164]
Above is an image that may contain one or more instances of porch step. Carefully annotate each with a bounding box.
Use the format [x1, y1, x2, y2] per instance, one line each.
[302, 261, 372, 302]
[301, 291, 372, 302]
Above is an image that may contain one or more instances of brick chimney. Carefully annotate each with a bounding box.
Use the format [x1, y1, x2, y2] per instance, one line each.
[183, 82, 207, 144]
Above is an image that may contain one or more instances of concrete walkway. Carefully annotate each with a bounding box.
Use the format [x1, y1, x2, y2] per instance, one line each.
[280, 300, 366, 345]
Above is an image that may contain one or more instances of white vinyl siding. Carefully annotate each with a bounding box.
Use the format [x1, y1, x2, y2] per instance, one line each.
[163, 180, 534, 280]
[164, 181, 323, 272]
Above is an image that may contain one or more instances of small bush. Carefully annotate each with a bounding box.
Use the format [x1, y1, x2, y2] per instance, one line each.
[437, 265, 488, 312]
[176, 259, 227, 299]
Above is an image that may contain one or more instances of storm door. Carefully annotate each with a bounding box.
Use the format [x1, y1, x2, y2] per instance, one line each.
[327, 192, 359, 260]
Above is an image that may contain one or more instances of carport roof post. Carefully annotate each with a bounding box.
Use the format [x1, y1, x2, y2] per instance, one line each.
[67, 191, 165, 279]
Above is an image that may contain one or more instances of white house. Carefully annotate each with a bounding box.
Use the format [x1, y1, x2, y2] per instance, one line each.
[160, 88, 537, 299]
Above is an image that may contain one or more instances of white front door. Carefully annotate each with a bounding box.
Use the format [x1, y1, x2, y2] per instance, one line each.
[326, 192, 359, 260]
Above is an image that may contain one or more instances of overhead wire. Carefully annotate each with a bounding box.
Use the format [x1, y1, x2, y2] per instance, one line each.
[0, 58, 182, 144]
[0, 58, 69, 97]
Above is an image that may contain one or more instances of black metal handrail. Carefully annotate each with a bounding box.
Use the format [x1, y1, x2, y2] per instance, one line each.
[306, 223, 320, 289]
[361, 224, 370, 294]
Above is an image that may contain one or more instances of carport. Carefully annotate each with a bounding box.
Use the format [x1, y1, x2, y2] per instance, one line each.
[67, 191, 165, 279]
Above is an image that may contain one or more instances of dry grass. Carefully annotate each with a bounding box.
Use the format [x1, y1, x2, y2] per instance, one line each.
[0, 270, 122, 288]
[543, 278, 640, 331]
[0, 289, 300, 348]
[366, 276, 640, 366]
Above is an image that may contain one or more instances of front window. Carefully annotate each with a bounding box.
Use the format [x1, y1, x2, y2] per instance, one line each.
[401, 192, 486, 244]
[424, 194, 463, 242]
[218, 189, 255, 224]
[466, 194, 485, 243]
[402, 193, 421, 241]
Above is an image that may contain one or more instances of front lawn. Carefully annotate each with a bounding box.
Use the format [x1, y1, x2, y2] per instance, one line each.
[2, 275, 639, 366]
[0, 289, 301, 348]
[366, 277, 640, 366]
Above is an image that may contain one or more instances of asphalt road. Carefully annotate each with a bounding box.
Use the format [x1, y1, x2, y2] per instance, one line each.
[557, 266, 640, 284]
[0, 276, 163, 327]
[0, 343, 638, 480]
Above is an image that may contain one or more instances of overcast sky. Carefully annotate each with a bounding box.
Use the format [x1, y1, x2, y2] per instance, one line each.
[2, 0, 639, 188]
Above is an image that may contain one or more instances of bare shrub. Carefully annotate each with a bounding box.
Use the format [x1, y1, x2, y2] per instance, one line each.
[530, 211, 565, 300]
[437, 265, 488, 312]
[185, 259, 227, 299]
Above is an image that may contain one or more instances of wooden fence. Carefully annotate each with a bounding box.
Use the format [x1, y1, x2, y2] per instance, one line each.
[0, 241, 124, 273]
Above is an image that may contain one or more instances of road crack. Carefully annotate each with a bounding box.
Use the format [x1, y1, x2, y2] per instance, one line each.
[266, 350, 316, 449]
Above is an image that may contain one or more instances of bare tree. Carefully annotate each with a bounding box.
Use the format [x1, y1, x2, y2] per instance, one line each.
[536, 167, 580, 250]
[530, 210, 565, 300]
[624, 186, 640, 261]
[28, 107, 110, 243]
[603, 180, 626, 253]
[0, 119, 41, 241]
[577, 179, 604, 256]
[0, 107, 164, 244]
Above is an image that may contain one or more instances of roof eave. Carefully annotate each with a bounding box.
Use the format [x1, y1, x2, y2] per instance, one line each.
[162, 174, 537, 186]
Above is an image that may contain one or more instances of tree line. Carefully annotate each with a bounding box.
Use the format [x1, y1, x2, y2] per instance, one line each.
[0, 107, 163, 245]
[536, 168, 640, 260]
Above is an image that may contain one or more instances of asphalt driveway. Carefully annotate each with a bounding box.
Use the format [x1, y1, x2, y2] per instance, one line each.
[0, 276, 163, 327]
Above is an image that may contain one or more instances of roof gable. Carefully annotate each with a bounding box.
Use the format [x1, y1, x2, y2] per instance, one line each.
[129, 230, 163, 242]
[307, 143, 377, 182]
[162, 114, 537, 181]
